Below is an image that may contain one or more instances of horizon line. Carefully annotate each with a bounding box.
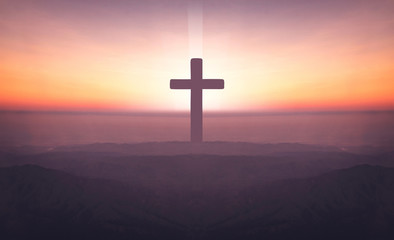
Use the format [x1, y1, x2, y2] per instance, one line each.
[1, 109, 394, 117]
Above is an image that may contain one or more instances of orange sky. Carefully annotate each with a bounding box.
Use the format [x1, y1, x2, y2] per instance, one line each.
[0, 0, 393, 112]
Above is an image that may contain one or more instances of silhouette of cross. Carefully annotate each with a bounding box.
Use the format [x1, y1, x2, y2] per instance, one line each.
[170, 58, 224, 142]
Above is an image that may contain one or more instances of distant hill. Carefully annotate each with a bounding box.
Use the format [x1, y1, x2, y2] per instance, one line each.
[1, 142, 343, 156]
[1, 164, 394, 239]
[1, 143, 393, 191]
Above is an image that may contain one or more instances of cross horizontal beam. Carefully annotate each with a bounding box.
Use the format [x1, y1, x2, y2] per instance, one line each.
[170, 79, 224, 89]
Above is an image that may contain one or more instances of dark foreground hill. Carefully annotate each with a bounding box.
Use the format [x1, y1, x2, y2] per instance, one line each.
[1, 142, 393, 231]
[209, 164, 394, 240]
[0, 165, 186, 240]
[1, 164, 394, 240]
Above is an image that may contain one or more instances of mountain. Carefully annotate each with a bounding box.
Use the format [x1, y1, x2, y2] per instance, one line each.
[1, 164, 394, 239]
[1, 142, 393, 229]
[2, 142, 391, 189]
[1, 142, 394, 239]
[208, 165, 394, 240]
[0, 165, 186, 240]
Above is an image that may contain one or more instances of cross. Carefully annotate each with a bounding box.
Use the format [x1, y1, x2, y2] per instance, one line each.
[170, 58, 224, 142]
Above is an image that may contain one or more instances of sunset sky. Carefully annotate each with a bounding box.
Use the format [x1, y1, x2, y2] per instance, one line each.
[0, 0, 393, 112]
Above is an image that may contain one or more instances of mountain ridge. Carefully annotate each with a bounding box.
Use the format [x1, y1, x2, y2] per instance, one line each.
[1, 164, 394, 239]
[1, 142, 344, 156]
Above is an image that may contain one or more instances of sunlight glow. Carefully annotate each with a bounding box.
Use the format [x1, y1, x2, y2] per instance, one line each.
[0, 0, 393, 112]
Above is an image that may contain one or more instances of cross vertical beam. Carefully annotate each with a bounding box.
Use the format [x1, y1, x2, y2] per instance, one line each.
[191, 59, 203, 142]
[170, 58, 224, 142]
